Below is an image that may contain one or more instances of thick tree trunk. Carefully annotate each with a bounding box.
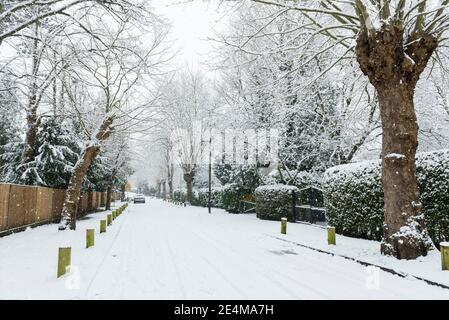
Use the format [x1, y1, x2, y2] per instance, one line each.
[162, 180, 167, 200]
[377, 86, 432, 258]
[105, 185, 112, 210]
[168, 176, 173, 199]
[121, 184, 126, 201]
[59, 146, 100, 230]
[167, 163, 173, 199]
[356, 21, 437, 259]
[184, 173, 194, 204]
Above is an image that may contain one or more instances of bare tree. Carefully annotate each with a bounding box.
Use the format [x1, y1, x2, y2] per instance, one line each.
[225, 0, 449, 259]
[0, 0, 142, 45]
[156, 69, 215, 203]
[58, 8, 169, 230]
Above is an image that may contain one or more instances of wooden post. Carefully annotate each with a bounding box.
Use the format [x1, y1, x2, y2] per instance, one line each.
[100, 220, 106, 233]
[281, 217, 287, 234]
[328, 226, 336, 245]
[57, 247, 71, 278]
[441, 242, 449, 270]
[86, 229, 95, 248]
[107, 214, 112, 226]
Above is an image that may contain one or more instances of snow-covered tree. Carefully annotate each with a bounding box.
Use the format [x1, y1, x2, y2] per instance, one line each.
[215, 2, 380, 184]
[57, 7, 170, 230]
[219, 0, 449, 259]
[23, 116, 79, 188]
[159, 69, 216, 203]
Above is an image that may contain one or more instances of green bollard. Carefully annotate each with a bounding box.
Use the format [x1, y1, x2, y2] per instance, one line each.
[441, 242, 449, 270]
[57, 247, 71, 278]
[107, 214, 112, 226]
[281, 217, 287, 234]
[86, 229, 95, 248]
[328, 226, 336, 245]
[100, 220, 106, 233]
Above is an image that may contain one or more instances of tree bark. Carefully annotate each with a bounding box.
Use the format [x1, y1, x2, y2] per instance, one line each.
[58, 146, 100, 230]
[120, 183, 126, 201]
[184, 172, 194, 204]
[162, 180, 167, 200]
[105, 185, 112, 210]
[376, 85, 432, 258]
[356, 21, 437, 259]
[20, 22, 40, 171]
[167, 163, 173, 199]
[21, 111, 39, 166]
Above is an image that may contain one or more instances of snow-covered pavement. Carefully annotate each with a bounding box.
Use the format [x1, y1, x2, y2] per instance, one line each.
[1, 199, 448, 299]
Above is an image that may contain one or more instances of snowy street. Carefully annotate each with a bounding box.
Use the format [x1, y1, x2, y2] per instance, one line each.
[1, 199, 448, 300]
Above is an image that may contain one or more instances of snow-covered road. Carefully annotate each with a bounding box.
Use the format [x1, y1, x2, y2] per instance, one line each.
[1, 199, 448, 299]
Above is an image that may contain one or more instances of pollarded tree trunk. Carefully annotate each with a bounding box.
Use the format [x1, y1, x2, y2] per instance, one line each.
[58, 146, 100, 230]
[184, 172, 194, 204]
[356, 21, 437, 259]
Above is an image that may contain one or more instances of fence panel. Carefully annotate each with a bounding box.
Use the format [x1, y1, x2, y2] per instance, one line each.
[81, 194, 88, 212]
[52, 189, 65, 219]
[0, 183, 103, 234]
[36, 186, 53, 222]
[8, 185, 37, 228]
[100, 192, 106, 207]
[0, 184, 11, 231]
[96, 192, 101, 209]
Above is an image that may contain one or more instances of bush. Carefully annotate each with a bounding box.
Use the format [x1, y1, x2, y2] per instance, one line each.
[255, 184, 299, 221]
[221, 183, 246, 213]
[193, 187, 224, 208]
[173, 189, 187, 203]
[174, 184, 248, 214]
[324, 149, 449, 245]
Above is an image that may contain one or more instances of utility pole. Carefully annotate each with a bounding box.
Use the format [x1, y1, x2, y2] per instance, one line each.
[208, 127, 212, 214]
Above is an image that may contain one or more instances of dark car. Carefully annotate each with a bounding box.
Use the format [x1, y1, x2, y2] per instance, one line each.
[133, 194, 146, 203]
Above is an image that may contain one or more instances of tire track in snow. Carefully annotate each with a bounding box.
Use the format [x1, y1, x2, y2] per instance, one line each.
[84, 207, 130, 297]
[163, 205, 330, 299]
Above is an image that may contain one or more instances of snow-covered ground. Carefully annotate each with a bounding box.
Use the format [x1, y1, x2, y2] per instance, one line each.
[0, 199, 448, 299]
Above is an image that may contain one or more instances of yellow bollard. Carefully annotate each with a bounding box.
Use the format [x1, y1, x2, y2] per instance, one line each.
[281, 217, 287, 234]
[328, 226, 336, 245]
[57, 247, 71, 278]
[100, 220, 106, 233]
[86, 229, 95, 248]
[441, 242, 449, 270]
[107, 214, 112, 226]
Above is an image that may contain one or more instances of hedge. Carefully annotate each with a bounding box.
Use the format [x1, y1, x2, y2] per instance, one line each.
[323, 149, 449, 245]
[255, 184, 299, 221]
[172, 185, 246, 213]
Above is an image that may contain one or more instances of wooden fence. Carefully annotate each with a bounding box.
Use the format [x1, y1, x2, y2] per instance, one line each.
[0, 183, 107, 234]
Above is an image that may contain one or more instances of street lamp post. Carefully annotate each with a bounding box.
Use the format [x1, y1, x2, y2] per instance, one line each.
[208, 128, 212, 214]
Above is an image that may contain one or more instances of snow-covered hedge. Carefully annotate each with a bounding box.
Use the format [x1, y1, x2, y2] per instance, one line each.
[192, 187, 224, 208]
[255, 184, 299, 221]
[173, 185, 244, 213]
[221, 183, 246, 213]
[324, 149, 449, 244]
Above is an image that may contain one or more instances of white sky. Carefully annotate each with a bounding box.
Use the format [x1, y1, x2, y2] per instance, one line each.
[151, 0, 228, 71]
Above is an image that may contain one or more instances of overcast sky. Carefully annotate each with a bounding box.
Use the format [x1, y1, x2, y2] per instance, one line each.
[151, 0, 229, 71]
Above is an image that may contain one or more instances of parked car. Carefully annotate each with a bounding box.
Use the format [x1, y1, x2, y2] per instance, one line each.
[133, 194, 146, 203]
